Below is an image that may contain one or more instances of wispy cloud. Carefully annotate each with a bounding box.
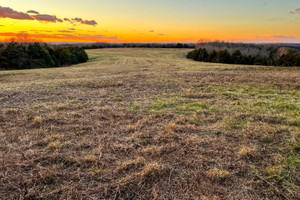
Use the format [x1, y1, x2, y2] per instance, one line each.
[27, 10, 39, 14]
[290, 8, 300, 14]
[31, 14, 63, 23]
[0, 6, 98, 26]
[72, 18, 97, 26]
[58, 30, 75, 33]
[149, 30, 154, 32]
[64, 18, 71, 22]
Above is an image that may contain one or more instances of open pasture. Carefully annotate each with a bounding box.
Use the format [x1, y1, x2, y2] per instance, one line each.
[0, 48, 299, 199]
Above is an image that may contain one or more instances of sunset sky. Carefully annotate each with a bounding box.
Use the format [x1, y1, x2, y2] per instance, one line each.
[0, 0, 299, 43]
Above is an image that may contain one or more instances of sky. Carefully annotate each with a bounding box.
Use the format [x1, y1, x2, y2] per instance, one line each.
[0, 0, 299, 43]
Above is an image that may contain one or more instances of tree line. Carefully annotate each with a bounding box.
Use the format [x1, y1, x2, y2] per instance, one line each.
[186, 48, 300, 67]
[0, 42, 89, 70]
[79, 43, 195, 49]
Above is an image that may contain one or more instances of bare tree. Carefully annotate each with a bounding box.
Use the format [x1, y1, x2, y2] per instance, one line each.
[4, 32, 37, 45]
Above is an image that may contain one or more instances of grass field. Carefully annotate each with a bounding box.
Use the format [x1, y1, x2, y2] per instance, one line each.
[0, 48, 299, 199]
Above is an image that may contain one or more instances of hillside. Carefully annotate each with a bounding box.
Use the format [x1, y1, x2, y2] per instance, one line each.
[0, 48, 299, 199]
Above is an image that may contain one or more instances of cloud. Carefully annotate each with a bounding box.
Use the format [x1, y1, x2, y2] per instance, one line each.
[81, 20, 97, 26]
[30, 29, 53, 33]
[58, 30, 75, 33]
[27, 10, 39, 14]
[72, 17, 83, 23]
[158, 34, 165, 36]
[64, 18, 71, 22]
[0, 6, 97, 26]
[72, 18, 97, 26]
[290, 8, 300, 14]
[0, 6, 34, 20]
[149, 30, 154, 32]
[31, 14, 63, 23]
[264, 1, 268, 6]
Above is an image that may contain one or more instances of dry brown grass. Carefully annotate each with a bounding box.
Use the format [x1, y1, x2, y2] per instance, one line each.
[0, 48, 299, 199]
[207, 168, 231, 180]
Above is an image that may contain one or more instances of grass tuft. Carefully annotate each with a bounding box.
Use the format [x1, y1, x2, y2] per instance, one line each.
[32, 116, 42, 126]
[239, 145, 256, 158]
[48, 141, 61, 151]
[207, 168, 230, 180]
[142, 162, 161, 177]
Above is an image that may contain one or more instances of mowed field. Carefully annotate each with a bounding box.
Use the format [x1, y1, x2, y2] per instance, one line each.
[0, 48, 299, 199]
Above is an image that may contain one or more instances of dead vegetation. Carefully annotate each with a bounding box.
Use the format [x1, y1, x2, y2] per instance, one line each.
[0, 48, 299, 199]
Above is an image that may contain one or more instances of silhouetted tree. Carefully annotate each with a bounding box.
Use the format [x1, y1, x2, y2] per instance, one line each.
[69, 47, 88, 64]
[231, 50, 242, 64]
[53, 47, 72, 66]
[27, 42, 55, 68]
[209, 50, 218, 62]
[217, 49, 231, 63]
[0, 42, 29, 69]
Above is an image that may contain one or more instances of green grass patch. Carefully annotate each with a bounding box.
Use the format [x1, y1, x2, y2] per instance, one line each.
[223, 116, 248, 130]
[177, 102, 207, 114]
[129, 104, 143, 112]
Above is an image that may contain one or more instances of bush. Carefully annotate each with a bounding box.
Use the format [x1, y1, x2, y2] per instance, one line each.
[0, 42, 89, 70]
[70, 47, 88, 64]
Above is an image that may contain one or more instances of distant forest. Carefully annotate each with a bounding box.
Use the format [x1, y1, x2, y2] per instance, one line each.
[73, 43, 196, 49]
[0, 42, 88, 70]
[187, 42, 300, 67]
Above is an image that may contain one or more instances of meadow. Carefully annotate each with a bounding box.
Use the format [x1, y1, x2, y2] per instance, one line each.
[0, 48, 299, 199]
